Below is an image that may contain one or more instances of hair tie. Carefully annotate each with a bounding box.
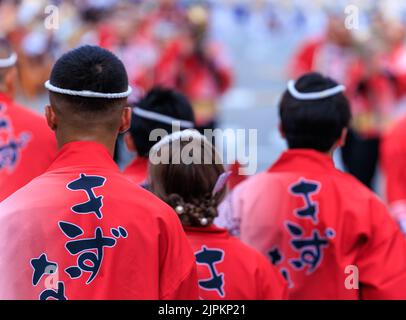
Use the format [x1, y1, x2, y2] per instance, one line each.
[212, 171, 232, 196]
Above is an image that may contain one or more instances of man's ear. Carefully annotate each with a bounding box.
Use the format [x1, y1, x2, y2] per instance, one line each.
[337, 128, 348, 148]
[124, 132, 136, 152]
[119, 107, 132, 134]
[278, 123, 286, 138]
[45, 105, 58, 131]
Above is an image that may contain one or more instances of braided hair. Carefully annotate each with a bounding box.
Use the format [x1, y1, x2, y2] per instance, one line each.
[149, 131, 227, 227]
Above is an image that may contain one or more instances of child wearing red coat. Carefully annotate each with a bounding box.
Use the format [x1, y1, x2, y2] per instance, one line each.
[149, 130, 288, 300]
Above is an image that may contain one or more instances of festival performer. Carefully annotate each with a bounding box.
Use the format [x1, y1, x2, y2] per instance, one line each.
[0, 39, 56, 202]
[155, 4, 232, 131]
[124, 86, 195, 185]
[217, 73, 406, 299]
[0, 45, 198, 300]
[290, 12, 404, 189]
[149, 130, 288, 300]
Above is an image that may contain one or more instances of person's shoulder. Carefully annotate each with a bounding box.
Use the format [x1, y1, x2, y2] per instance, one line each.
[108, 173, 177, 218]
[0, 173, 46, 214]
[9, 102, 54, 138]
[232, 169, 299, 199]
[226, 233, 267, 264]
[226, 234, 283, 281]
[1, 172, 178, 226]
[333, 169, 379, 200]
[232, 171, 270, 193]
[10, 102, 46, 122]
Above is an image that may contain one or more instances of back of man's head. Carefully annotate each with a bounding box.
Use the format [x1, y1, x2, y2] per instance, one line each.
[129, 87, 195, 158]
[48, 45, 130, 134]
[279, 72, 352, 152]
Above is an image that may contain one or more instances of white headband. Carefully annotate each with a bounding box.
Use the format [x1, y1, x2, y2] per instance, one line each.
[287, 80, 346, 100]
[44, 80, 132, 99]
[151, 129, 207, 153]
[133, 107, 194, 128]
[0, 52, 17, 68]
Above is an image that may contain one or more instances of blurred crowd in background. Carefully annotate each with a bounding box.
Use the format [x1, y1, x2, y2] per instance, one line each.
[3, 0, 406, 194]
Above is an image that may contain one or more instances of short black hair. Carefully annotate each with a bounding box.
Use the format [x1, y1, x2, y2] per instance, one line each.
[279, 72, 352, 152]
[130, 87, 195, 157]
[49, 45, 128, 113]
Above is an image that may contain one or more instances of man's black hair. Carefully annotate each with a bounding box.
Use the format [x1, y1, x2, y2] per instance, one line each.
[279, 72, 352, 152]
[130, 87, 195, 158]
[49, 45, 129, 115]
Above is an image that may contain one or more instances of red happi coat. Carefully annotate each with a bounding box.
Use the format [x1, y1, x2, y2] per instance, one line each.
[217, 149, 406, 299]
[381, 115, 406, 232]
[184, 225, 288, 300]
[0, 141, 198, 300]
[0, 93, 57, 202]
[123, 156, 149, 185]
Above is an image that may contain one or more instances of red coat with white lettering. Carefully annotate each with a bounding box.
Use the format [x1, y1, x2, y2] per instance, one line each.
[185, 225, 288, 300]
[217, 149, 406, 299]
[0, 141, 199, 300]
[0, 93, 57, 202]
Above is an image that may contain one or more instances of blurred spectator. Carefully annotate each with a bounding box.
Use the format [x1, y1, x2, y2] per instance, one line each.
[290, 10, 406, 189]
[155, 4, 233, 131]
[0, 38, 56, 202]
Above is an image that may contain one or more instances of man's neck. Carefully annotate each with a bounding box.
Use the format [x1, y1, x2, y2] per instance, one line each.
[56, 134, 117, 158]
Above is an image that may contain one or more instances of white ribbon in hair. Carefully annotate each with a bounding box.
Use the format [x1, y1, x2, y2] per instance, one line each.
[287, 80, 346, 100]
[0, 52, 17, 68]
[151, 129, 207, 153]
[44, 80, 132, 99]
[133, 107, 194, 128]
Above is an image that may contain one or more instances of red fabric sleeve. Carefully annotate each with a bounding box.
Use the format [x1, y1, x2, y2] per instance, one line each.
[356, 198, 406, 299]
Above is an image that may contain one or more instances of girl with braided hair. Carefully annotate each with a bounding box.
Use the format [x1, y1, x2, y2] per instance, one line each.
[149, 130, 288, 300]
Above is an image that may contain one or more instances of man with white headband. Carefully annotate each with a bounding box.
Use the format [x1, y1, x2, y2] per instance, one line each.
[123, 86, 195, 185]
[217, 72, 406, 299]
[0, 45, 198, 300]
[0, 38, 56, 202]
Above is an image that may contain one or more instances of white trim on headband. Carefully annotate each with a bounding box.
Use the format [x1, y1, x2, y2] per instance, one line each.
[151, 129, 207, 153]
[44, 80, 132, 99]
[0, 52, 17, 68]
[287, 80, 346, 100]
[133, 107, 194, 128]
